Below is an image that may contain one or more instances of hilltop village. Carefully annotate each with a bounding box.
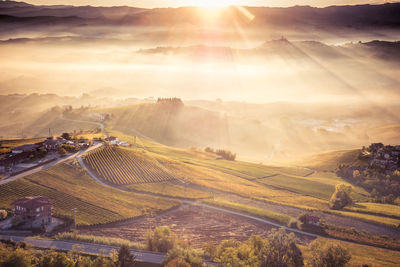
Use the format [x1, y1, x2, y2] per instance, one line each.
[337, 143, 400, 203]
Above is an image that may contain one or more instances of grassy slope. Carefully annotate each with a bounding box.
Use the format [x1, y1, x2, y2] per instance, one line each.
[201, 198, 292, 225]
[110, 131, 400, 225]
[299, 149, 363, 172]
[0, 163, 179, 226]
[127, 182, 212, 199]
[345, 202, 400, 218]
[110, 131, 329, 210]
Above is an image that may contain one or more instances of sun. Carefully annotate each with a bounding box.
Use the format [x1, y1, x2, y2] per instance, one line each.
[186, 0, 241, 7]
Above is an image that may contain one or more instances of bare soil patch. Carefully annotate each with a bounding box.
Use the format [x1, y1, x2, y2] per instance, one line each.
[79, 204, 314, 248]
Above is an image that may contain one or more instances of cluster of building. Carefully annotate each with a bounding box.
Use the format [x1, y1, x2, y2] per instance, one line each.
[104, 136, 130, 147]
[362, 143, 400, 173]
[0, 136, 90, 173]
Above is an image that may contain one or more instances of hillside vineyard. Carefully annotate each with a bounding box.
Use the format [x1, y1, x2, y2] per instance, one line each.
[83, 146, 176, 184]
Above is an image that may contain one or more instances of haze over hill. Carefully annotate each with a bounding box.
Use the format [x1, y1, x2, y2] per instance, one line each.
[1, 1, 400, 162]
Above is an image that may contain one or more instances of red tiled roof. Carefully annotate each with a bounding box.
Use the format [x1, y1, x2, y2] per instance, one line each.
[12, 196, 51, 209]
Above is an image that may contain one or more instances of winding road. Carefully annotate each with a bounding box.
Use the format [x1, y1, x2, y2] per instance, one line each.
[0, 143, 102, 186]
[1, 117, 399, 255]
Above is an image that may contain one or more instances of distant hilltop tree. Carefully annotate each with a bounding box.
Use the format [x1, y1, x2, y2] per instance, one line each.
[205, 147, 236, 161]
[157, 97, 184, 107]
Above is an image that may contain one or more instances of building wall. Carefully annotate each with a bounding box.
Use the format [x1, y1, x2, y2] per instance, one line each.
[31, 216, 52, 228]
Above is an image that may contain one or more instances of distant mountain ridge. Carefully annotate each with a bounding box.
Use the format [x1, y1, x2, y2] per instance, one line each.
[1, 1, 400, 29]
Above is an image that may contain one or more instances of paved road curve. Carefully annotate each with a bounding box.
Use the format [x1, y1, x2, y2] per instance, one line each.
[0, 235, 165, 264]
[0, 143, 102, 186]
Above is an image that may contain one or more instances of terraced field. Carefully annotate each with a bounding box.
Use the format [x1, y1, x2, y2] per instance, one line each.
[0, 179, 122, 225]
[83, 146, 176, 185]
[0, 163, 179, 226]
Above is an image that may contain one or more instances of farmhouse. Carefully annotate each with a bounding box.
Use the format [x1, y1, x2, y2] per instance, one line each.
[43, 138, 61, 150]
[105, 136, 119, 145]
[12, 196, 52, 229]
[304, 215, 320, 226]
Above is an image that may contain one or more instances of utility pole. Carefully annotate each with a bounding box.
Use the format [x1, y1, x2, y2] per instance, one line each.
[72, 208, 77, 229]
[134, 135, 137, 148]
[184, 182, 187, 200]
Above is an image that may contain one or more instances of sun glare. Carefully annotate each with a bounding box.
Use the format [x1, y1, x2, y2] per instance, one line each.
[187, 0, 240, 7]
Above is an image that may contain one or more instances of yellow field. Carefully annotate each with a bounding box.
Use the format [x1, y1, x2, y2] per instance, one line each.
[345, 202, 400, 218]
[330, 209, 400, 227]
[201, 198, 292, 225]
[107, 130, 399, 227]
[127, 182, 212, 199]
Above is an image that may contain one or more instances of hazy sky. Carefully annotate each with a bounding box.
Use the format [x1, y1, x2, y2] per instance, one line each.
[19, 0, 398, 8]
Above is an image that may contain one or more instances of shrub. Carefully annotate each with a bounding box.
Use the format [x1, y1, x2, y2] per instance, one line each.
[308, 240, 351, 267]
[146, 226, 176, 252]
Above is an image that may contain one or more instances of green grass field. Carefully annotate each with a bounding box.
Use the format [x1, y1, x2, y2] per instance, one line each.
[0, 163, 179, 226]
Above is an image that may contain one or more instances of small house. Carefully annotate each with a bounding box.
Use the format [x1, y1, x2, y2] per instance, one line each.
[304, 215, 320, 226]
[105, 136, 119, 145]
[12, 196, 52, 229]
[43, 138, 61, 151]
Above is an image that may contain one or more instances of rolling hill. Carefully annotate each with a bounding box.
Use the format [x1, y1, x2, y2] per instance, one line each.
[298, 149, 363, 172]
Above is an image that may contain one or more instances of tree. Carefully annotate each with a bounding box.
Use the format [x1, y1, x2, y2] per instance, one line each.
[165, 257, 190, 267]
[308, 240, 351, 267]
[246, 235, 266, 258]
[62, 133, 71, 140]
[117, 245, 136, 267]
[92, 256, 114, 267]
[2, 249, 34, 267]
[163, 247, 202, 267]
[261, 228, 304, 267]
[0, 209, 7, 220]
[329, 184, 353, 210]
[146, 226, 176, 252]
[216, 244, 260, 267]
